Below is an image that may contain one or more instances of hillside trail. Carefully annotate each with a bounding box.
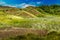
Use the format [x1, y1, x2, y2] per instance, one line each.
[25, 7, 45, 16]
[23, 10, 38, 18]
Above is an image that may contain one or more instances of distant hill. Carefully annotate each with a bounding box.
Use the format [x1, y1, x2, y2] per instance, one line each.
[36, 5, 60, 15]
[0, 5, 60, 18]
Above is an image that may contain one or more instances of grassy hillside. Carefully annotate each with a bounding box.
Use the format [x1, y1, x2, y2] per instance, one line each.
[0, 5, 60, 29]
[36, 5, 60, 15]
[0, 5, 60, 40]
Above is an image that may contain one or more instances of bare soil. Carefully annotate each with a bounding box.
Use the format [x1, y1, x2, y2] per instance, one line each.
[0, 27, 48, 39]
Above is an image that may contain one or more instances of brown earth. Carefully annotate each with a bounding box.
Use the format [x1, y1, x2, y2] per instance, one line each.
[0, 27, 48, 39]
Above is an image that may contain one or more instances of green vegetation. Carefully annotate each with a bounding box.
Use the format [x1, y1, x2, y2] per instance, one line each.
[36, 5, 60, 15]
[1, 31, 60, 40]
[0, 5, 60, 40]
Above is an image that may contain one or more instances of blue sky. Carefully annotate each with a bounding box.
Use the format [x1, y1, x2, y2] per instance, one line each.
[0, 0, 59, 8]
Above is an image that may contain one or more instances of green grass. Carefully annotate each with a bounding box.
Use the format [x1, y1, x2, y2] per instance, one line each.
[0, 5, 60, 40]
[0, 13, 60, 32]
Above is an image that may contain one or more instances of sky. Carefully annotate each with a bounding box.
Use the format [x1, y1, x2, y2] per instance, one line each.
[0, 0, 59, 8]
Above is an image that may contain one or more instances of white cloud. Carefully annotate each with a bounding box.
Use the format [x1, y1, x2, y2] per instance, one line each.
[0, 1, 6, 5]
[0, 1, 36, 8]
[36, 2, 41, 4]
[16, 3, 35, 8]
[0, 1, 17, 7]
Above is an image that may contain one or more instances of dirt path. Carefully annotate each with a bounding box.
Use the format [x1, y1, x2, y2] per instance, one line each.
[0, 27, 48, 39]
[23, 10, 38, 18]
